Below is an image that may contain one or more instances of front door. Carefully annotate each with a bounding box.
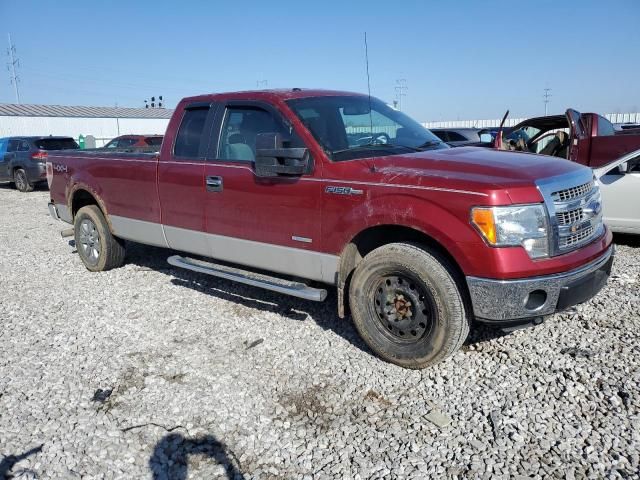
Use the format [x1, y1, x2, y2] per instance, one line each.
[202, 101, 325, 281]
[157, 102, 217, 254]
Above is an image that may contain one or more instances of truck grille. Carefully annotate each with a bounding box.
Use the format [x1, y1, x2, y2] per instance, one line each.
[556, 207, 584, 225]
[537, 173, 604, 256]
[551, 181, 593, 202]
[559, 225, 595, 249]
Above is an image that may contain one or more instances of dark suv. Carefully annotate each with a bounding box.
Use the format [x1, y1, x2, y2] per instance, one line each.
[0, 136, 79, 192]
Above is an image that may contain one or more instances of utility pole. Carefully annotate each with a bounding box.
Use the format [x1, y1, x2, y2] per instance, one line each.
[6, 33, 21, 104]
[395, 79, 407, 111]
[543, 88, 552, 116]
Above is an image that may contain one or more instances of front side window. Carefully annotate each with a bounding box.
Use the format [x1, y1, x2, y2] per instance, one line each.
[174, 107, 209, 158]
[218, 106, 301, 161]
[287, 96, 447, 161]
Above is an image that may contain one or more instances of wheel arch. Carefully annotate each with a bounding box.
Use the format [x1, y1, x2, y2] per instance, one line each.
[336, 224, 469, 319]
[69, 185, 113, 231]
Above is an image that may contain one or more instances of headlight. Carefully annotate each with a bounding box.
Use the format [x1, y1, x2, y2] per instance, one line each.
[471, 204, 549, 258]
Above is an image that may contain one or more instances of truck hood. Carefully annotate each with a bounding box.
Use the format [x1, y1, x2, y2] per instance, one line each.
[358, 146, 589, 204]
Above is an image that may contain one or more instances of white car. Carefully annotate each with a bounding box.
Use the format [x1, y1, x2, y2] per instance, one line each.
[594, 149, 640, 234]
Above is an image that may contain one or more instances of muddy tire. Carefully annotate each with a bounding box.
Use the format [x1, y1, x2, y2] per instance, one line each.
[74, 205, 125, 272]
[14, 168, 34, 192]
[349, 243, 469, 369]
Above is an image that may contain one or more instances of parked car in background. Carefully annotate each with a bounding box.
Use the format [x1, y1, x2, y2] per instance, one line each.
[0, 136, 79, 192]
[46, 89, 613, 368]
[103, 135, 163, 150]
[430, 128, 484, 147]
[492, 110, 640, 234]
[494, 109, 640, 168]
[616, 123, 640, 131]
[594, 149, 640, 234]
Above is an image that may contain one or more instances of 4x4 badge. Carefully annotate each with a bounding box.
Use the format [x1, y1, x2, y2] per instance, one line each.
[325, 186, 363, 196]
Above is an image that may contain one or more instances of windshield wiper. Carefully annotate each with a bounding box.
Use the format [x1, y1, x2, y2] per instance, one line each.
[416, 140, 444, 149]
[331, 143, 421, 156]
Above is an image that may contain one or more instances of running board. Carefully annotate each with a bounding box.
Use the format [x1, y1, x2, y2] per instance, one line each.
[167, 255, 327, 302]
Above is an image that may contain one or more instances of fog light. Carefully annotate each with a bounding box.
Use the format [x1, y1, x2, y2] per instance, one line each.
[525, 290, 547, 311]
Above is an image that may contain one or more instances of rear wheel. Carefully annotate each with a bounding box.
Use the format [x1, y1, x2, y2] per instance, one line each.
[349, 243, 469, 369]
[14, 168, 34, 192]
[74, 205, 126, 271]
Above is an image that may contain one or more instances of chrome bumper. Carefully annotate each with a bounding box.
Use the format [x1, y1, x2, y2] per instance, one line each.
[48, 202, 72, 223]
[466, 246, 614, 322]
[48, 202, 60, 221]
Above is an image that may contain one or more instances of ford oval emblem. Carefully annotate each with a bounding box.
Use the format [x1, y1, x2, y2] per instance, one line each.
[583, 199, 602, 218]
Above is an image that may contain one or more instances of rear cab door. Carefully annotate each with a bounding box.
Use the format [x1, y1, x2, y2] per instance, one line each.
[157, 100, 219, 254]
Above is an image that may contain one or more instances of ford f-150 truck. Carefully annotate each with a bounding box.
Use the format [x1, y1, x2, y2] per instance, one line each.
[46, 89, 614, 369]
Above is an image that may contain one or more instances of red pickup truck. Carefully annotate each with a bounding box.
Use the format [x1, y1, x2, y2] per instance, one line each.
[47, 89, 613, 368]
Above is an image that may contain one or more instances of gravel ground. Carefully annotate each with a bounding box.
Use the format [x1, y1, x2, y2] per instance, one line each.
[1, 185, 639, 480]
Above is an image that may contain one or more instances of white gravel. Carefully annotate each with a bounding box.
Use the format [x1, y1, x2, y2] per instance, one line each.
[1, 185, 639, 479]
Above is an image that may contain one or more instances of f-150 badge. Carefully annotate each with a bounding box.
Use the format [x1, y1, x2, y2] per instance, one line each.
[325, 186, 363, 196]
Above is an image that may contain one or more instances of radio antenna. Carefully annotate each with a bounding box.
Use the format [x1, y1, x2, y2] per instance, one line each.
[364, 32, 373, 136]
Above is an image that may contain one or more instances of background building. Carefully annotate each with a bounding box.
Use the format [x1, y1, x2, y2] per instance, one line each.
[0, 104, 173, 147]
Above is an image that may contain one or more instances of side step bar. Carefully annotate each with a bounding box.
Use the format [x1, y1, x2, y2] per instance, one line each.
[167, 255, 327, 302]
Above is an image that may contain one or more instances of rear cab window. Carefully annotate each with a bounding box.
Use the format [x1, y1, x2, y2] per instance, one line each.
[0, 138, 8, 155]
[173, 107, 210, 159]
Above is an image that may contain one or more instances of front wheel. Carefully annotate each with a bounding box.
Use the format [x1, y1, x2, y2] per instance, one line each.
[14, 168, 34, 192]
[74, 205, 126, 272]
[349, 243, 469, 369]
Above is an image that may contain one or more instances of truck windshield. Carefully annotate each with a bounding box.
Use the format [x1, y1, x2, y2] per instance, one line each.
[287, 96, 447, 161]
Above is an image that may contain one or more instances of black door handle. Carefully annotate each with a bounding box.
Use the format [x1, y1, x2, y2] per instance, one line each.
[206, 176, 223, 192]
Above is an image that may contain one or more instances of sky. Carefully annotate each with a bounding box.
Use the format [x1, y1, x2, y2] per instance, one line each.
[1, 0, 639, 122]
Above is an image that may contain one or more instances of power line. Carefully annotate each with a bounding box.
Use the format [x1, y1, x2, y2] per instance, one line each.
[6, 33, 21, 104]
[395, 79, 407, 111]
[543, 88, 552, 116]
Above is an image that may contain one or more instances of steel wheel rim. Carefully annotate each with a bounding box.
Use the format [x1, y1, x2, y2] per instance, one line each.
[370, 272, 436, 344]
[78, 219, 101, 265]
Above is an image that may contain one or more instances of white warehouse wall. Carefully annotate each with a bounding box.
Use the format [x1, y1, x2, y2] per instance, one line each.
[0, 116, 170, 146]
